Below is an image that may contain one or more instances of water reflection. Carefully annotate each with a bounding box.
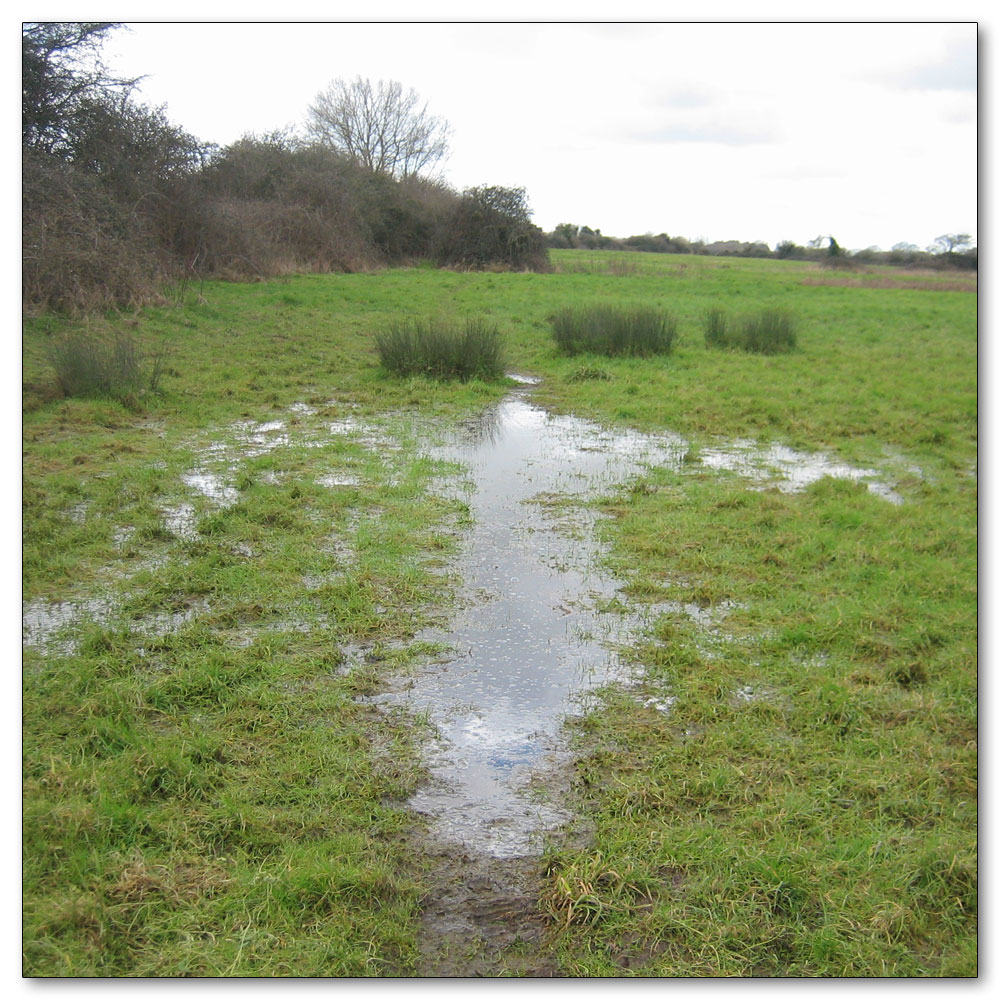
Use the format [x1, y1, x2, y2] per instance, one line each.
[366, 391, 687, 856]
[366, 391, 912, 856]
[699, 440, 904, 503]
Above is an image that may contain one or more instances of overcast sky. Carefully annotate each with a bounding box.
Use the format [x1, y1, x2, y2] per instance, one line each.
[96, 16, 977, 252]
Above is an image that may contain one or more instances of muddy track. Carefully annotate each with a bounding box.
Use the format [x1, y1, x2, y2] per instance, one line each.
[413, 845, 556, 977]
[369, 386, 682, 976]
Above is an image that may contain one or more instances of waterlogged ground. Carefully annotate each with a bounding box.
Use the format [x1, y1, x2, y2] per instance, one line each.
[22, 259, 976, 977]
[367, 386, 688, 860]
[22, 379, 942, 975]
[23, 384, 911, 667]
[375, 387, 916, 852]
[362, 385, 924, 969]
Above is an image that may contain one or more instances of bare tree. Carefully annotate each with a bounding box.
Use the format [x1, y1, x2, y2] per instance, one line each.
[305, 76, 450, 179]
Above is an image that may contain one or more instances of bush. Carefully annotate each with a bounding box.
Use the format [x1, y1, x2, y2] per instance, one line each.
[374, 317, 505, 381]
[435, 186, 550, 272]
[550, 305, 677, 357]
[47, 329, 165, 401]
[24, 28, 560, 309]
[23, 154, 168, 311]
[703, 308, 796, 354]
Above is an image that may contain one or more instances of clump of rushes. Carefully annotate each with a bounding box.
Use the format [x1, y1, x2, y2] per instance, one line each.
[703, 307, 730, 349]
[374, 317, 505, 381]
[47, 329, 165, 402]
[551, 305, 678, 357]
[704, 308, 797, 354]
[740, 309, 797, 354]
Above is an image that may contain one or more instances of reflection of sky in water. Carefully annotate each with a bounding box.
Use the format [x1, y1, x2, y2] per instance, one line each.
[24, 389, 916, 857]
[699, 440, 904, 503]
[366, 393, 688, 857]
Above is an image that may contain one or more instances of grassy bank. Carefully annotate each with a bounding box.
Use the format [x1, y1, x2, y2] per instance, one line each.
[23, 250, 976, 975]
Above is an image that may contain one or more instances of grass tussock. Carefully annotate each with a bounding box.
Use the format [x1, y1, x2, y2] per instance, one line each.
[374, 317, 506, 381]
[551, 305, 677, 357]
[704, 308, 797, 354]
[567, 364, 614, 383]
[47, 329, 166, 404]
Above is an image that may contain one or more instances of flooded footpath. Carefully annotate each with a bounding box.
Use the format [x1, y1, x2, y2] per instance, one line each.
[349, 380, 915, 972]
[366, 383, 687, 859]
[359, 383, 688, 970]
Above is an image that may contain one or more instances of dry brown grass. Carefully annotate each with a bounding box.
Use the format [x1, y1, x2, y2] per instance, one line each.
[801, 268, 977, 293]
[108, 857, 232, 905]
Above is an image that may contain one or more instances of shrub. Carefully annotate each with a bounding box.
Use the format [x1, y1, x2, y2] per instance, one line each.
[23, 153, 168, 312]
[550, 305, 677, 357]
[435, 186, 550, 272]
[47, 329, 165, 401]
[374, 317, 505, 381]
[703, 308, 797, 354]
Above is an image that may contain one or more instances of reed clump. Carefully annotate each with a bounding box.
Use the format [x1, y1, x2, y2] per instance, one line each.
[374, 317, 505, 381]
[47, 329, 165, 402]
[703, 308, 797, 354]
[550, 305, 678, 357]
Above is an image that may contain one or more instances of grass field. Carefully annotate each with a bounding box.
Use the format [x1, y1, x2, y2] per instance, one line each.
[22, 250, 977, 976]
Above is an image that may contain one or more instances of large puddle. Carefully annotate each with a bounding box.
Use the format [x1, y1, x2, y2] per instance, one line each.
[364, 389, 688, 857]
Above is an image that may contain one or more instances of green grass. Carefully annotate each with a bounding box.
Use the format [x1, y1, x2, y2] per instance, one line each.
[23, 249, 977, 976]
[23, 417, 461, 974]
[543, 468, 975, 975]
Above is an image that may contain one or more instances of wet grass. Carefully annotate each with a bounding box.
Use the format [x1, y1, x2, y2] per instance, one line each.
[23, 420, 462, 975]
[543, 469, 976, 976]
[23, 250, 976, 976]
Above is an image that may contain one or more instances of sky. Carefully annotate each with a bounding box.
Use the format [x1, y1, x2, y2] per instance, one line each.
[95, 11, 980, 254]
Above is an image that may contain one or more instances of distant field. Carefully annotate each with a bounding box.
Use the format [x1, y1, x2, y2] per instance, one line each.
[23, 250, 977, 976]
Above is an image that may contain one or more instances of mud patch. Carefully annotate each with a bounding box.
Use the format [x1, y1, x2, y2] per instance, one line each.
[413, 846, 557, 977]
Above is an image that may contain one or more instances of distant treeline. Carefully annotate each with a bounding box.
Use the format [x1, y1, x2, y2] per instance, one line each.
[22, 23, 549, 312]
[23, 24, 974, 314]
[544, 225, 978, 271]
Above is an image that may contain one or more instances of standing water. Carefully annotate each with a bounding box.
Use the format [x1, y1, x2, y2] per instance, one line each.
[364, 384, 687, 857]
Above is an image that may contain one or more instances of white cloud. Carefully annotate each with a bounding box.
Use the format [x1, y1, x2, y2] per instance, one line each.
[628, 120, 779, 147]
[885, 36, 978, 92]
